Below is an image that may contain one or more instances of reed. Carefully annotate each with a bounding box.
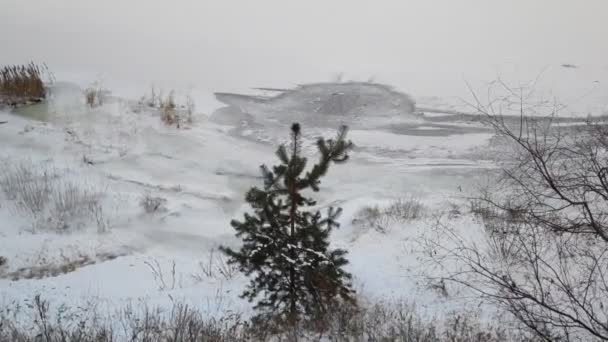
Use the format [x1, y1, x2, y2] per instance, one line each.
[0, 63, 49, 104]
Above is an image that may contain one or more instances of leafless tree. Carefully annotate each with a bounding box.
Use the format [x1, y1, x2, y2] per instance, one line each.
[425, 80, 608, 341]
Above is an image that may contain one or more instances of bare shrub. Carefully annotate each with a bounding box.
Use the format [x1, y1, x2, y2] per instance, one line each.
[139, 193, 167, 213]
[427, 278, 449, 298]
[144, 258, 178, 291]
[469, 197, 527, 265]
[0, 63, 49, 105]
[353, 205, 385, 228]
[483, 221, 524, 266]
[193, 248, 239, 282]
[140, 85, 159, 108]
[215, 254, 238, 281]
[0, 160, 107, 232]
[426, 80, 608, 341]
[0, 256, 7, 267]
[469, 198, 497, 221]
[445, 201, 463, 219]
[353, 197, 426, 233]
[0, 160, 53, 213]
[470, 197, 524, 225]
[49, 180, 99, 229]
[194, 255, 215, 279]
[385, 197, 426, 220]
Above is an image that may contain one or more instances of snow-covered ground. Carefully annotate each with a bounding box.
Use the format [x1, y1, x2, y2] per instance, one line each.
[1, 2, 606, 339]
[0, 80, 507, 322]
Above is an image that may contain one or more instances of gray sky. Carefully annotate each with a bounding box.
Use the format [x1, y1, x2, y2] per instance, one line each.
[1, 0, 607, 103]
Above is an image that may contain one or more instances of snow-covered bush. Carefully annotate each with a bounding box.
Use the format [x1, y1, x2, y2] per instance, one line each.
[0, 160, 107, 232]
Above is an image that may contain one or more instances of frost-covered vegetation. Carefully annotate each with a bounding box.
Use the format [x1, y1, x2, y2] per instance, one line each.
[0, 295, 534, 342]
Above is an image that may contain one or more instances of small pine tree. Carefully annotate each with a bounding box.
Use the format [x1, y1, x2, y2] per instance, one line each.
[221, 123, 355, 327]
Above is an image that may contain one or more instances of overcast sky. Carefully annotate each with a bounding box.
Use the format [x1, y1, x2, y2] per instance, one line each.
[1, 0, 607, 105]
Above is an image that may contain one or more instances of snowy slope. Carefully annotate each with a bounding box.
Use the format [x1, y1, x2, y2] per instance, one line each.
[0, 81, 509, 321]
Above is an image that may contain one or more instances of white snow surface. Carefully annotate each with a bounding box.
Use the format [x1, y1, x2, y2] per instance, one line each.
[0, 81, 515, 321]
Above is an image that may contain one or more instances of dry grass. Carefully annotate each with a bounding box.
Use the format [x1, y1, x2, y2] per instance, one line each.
[353, 197, 427, 233]
[184, 94, 195, 124]
[160, 91, 179, 126]
[469, 199, 526, 265]
[385, 197, 426, 220]
[192, 249, 239, 282]
[0, 160, 108, 232]
[139, 193, 167, 213]
[141, 86, 160, 108]
[0, 296, 537, 342]
[0, 63, 48, 105]
[140, 87, 195, 127]
[84, 83, 104, 108]
[144, 258, 178, 291]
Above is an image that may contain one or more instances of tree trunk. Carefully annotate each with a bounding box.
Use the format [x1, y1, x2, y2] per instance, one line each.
[289, 189, 297, 324]
[288, 141, 298, 325]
